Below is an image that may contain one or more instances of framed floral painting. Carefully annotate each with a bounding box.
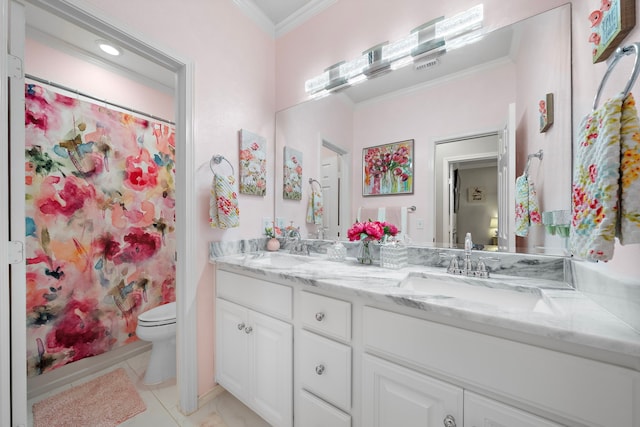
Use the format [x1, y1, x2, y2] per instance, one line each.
[362, 139, 414, 196]
[239, 129, 267, 196]
[283, 146, 303, 200]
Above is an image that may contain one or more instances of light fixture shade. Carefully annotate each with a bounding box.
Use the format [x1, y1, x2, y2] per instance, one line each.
[489, 217, 499, 229]
[435, 4, 484, 40]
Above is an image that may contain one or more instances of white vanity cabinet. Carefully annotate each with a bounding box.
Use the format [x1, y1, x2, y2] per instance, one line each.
[464, 391, 563, 427]
[362, 353, 463, 427]
[297, 291, 352, 426]
[215, 271, 293, 427]
[363, 306, 638, 427]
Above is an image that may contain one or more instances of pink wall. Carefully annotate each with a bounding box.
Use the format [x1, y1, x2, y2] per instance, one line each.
[72, 0, 276, 396]
[25, 39, 174, 121]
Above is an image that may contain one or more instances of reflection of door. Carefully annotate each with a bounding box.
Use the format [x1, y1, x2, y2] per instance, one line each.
[320, 139, 350, 240]
[498, 104, 516, 251]
[321, 150, 339, 239]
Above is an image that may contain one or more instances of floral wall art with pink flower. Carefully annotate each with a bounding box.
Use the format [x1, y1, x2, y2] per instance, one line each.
[283, 146, 303, 200]
[24, 83, 176, 376]
[239, 129, 267, 196]
[362, 139, 414, 196]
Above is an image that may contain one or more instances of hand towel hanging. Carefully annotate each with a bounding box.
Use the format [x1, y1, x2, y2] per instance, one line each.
[209, 173, 240, 229]
[514, 174, 541, 237]
[618, 93, 640, 244]
[306, 188, 324, 225]
[570, 93, 624, 261]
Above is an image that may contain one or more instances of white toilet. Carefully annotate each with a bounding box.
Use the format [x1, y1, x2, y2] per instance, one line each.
[135, 301, 177, 385]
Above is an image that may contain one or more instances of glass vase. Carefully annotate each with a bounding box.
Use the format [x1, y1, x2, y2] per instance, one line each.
[357, 240, 373, 265]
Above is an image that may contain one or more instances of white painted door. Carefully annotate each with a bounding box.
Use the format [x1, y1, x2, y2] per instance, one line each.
[464, 391, 563, 427]
[215, 298, 250, 400]
[250, 309, 292, 427]
[321, 151, 339, 240]
[362, 354, 463, 427]
[498, 103, 516, 251]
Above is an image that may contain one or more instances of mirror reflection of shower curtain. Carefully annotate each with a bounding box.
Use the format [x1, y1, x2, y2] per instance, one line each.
[453, 168, 460, 213]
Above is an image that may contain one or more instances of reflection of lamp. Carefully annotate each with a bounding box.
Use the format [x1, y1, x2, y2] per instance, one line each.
[489, 216, 498, 245]
[303, 4, 485, 96]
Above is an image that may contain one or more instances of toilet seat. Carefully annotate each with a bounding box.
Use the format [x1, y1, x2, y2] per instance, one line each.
[138, 302, 176, 327]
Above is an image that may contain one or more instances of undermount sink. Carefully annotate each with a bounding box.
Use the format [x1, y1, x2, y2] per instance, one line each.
[248, 252, 316, 268]
[399, 273, 557, 314]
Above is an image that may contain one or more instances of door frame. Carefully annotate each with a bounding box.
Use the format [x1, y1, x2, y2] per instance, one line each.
[2, 0, 198, 424]
[318, 136, 351, 239]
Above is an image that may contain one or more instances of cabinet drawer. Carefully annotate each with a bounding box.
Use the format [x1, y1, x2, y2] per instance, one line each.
[297, 390, 351, 427]
[300, 291, 351, 341]
[363, 306, 638, 427]
[299, 330, 351, 412]
[217, 270, 292, 320]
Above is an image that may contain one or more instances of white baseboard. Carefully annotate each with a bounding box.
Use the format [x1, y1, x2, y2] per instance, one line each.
[27, 340, 151, 400]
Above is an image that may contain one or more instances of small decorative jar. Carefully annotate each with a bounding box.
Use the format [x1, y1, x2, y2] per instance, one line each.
[266, 238, 280, 252]
[327, 241, 346, 262]
[380, 240, 408, 269]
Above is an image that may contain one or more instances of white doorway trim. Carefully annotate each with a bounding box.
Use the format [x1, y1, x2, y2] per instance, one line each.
[4, 1, 198, 425]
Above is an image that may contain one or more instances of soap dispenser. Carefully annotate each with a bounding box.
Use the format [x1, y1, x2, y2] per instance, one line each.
[327, 241, 346, 261]
[463, 232, 473, 273]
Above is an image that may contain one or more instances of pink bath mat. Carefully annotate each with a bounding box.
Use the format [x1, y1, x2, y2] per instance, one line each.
[32, 367, 146, 427]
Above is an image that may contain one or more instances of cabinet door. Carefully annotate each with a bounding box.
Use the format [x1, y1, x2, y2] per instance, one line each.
[362, 354, 463, 427]
[215, 298, 250, 400]
[298, 389, 351, 427]
[464, 391, 563, 427]
[250, 309, 293, 427]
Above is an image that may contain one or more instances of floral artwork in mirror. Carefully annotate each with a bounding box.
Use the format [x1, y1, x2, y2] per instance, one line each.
[539, 93, 554, 133]
[239, 129, 267, 196]
[362, 139, 414, 196]
[283, 146, 303, 200]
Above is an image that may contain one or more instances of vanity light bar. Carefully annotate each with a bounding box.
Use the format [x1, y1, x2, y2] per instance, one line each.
[303, 4, 484, 95]
[435, 4, 484, 40]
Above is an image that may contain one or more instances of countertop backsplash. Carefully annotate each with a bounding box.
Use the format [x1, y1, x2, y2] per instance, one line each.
[210, 238, 567, 283]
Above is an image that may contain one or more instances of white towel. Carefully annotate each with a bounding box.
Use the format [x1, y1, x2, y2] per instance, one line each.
[209, 174, 240, 229]
[618, 93, 640, 245]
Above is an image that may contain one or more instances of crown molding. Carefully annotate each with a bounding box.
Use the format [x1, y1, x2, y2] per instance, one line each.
[233, 0, 337, 39]
[232, 0, 276, 38]
[275, 0, 337, 38]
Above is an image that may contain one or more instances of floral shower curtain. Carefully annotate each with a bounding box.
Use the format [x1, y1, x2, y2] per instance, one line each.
[24, 83, 176, 376]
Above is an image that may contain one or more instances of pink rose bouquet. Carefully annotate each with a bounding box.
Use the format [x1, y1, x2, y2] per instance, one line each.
[347, 220, 399, 242]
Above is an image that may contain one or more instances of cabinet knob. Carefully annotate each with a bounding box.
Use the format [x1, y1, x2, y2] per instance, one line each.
[315, 364, 325, 375]
[443, 414, 456, 427]
[315, 312, 325, 322]
[244, 326, 253, 334]
[237, 322, 245, 331]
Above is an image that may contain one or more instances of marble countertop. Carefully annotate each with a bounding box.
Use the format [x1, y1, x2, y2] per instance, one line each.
[212, 251, 640, 371]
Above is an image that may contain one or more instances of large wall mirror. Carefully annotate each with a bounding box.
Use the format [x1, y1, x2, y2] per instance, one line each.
[275, 4, 572, 255]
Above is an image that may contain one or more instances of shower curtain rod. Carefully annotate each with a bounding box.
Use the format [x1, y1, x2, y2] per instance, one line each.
[25, 74, 175, 126]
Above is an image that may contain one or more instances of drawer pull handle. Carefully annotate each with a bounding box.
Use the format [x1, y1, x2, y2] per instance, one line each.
[443, 414, 456, 427]
[237, 322, 245, 331]
[315, 312, 325, 322]
[315, 364, 325, 375]
[244, 326, 253, 334]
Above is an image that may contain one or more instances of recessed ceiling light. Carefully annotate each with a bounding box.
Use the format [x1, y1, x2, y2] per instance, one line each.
[96, 40, 122, 56]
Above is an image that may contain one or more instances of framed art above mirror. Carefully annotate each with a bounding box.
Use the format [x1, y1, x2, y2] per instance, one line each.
[274, 4, 572, 256]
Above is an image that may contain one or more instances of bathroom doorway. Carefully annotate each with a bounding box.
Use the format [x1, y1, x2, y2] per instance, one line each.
[320, 138, 351, 240]
[3, 0, 197, 424]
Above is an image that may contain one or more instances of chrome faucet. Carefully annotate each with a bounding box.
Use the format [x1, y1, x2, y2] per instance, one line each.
[443, 233, 493, 278]
[286, 226, 310, 256]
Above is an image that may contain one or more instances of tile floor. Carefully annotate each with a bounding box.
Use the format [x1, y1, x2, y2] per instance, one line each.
[27, 350, 271, 427]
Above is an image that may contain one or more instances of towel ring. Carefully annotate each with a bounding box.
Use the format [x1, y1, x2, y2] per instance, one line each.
[524, 149, 543, 176]
[592, 42, 640, 110]
[309, 178, 322, 190]
[210, 155, 234, 176]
